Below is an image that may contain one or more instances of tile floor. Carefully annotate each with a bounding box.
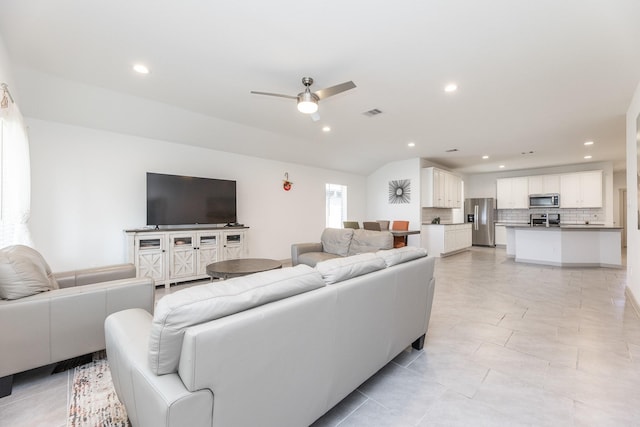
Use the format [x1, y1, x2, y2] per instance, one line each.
[1, 247, 639, 427]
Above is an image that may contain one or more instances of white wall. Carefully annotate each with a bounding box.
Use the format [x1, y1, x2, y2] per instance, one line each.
[613, 171, 626, 227]
[625, 80, 640, 307]
[466, 162, 616, 226]
[366, 158, 422, 246]
[28, 119, 366, 270]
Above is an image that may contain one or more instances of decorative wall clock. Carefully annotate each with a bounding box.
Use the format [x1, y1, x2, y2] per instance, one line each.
[389, 179, 411, 204]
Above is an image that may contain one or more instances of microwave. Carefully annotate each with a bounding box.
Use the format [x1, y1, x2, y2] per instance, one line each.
[529, 193, 560, 208]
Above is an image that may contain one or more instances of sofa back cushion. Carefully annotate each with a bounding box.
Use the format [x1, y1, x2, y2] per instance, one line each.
[315, 253, 387, 285]
[148, 265, 326, 375]
[0, 245, 59, 300]
[376, 246, 428, 267]
[347, 229, 393, 256]
[321, 228, 354, 256]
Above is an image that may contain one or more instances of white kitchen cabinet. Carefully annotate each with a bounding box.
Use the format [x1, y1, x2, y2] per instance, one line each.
[421, 223, 471, 257]
[496, 177, 529, 209]
[528, 174, 560, 195]
[422, 167, 462, 208]
[495, 224, 507, 246]
[125, 227, 249, 289]
[560, 170, 602, 208]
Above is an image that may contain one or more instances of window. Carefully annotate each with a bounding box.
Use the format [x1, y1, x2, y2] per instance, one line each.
[326, 183, 347, 228]
[0, 97, 32, 248]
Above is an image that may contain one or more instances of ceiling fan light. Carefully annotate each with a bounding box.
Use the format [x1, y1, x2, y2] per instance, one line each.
[297, 91, 319, 114]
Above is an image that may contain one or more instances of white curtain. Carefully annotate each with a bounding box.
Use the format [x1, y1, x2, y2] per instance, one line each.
[0, 100, 33, 248]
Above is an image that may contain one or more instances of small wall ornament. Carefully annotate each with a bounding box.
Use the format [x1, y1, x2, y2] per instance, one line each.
[283, 172, 293, 191]
[388, 179, 411, 204]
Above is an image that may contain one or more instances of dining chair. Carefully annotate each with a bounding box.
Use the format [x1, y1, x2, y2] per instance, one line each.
[391, 220, 410, 248]
[343, 221, 360, 229]
[363, 221, 382, 231]
[377, 220, 390, 230]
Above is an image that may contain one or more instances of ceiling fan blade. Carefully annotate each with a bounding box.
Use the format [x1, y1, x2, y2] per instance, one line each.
[313, 81, 356, 100]
[250, 91, 297, 100]
[311, 111, 321, 122]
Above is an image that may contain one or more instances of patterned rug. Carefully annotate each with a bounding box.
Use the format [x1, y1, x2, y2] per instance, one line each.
[67, 352, 130, 427]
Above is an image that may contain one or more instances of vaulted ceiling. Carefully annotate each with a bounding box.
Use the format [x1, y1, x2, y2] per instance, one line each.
[1, 0, 639, 175]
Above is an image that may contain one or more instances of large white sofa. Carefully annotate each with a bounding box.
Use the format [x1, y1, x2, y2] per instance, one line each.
[105, 247, 435, 427]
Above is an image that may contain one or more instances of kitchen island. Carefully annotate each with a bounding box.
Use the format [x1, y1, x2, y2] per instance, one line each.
[505, 225, 622, 268]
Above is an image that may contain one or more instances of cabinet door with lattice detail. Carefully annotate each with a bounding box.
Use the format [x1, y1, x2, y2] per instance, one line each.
[196, 232, 220, 275]
[169, 234, 196, 279]
[135, 235, 166, 281]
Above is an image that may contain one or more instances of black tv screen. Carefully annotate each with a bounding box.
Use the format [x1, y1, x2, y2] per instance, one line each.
[146, 173, 237, 226]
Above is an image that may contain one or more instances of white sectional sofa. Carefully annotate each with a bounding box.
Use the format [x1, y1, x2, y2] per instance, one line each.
[105, 247, 435, 427]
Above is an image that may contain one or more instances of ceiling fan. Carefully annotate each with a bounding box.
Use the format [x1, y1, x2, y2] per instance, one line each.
[251, 77, 356, 121]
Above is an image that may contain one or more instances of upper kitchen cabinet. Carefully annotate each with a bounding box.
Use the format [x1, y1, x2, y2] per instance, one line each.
[528, 174, 560, 195]
[421, 167, 462, 208]
[560, 170, 602, 208]
[496, 177, 529, 209]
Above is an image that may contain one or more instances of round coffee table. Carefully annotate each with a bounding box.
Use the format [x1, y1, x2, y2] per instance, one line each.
[206, 258, 283, 280]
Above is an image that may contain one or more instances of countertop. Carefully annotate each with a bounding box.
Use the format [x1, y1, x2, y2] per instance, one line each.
[421, 222, 469, 226]
[503, 224, 621, 230]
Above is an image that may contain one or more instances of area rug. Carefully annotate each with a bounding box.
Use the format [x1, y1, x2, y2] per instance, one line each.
[67, 352, 130, 427]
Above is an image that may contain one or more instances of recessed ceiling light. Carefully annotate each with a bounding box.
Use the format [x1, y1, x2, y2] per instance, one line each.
[133, 64, 150, 74]
[444, 83, 458, 93]
[322, 126, 331, 132]
[584, 141, 594, 146]
[584, 155, 592, 159]
[408, 142, 415, 148]
[482, 155, 489, 159]
[499, 165, 505, 168]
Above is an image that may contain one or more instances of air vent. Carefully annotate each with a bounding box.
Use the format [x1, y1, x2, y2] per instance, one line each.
[363, 108, 383, 117]
[445, 148, 459, 152]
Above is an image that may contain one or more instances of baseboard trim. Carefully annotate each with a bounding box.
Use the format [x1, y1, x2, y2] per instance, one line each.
[626, 286, 640, 317]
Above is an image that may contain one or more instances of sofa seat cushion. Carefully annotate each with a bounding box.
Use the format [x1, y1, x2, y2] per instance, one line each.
[320, 228, 354, 257]
[149, 264, 326, 375]
[0, 245, 59, 300]
[347, 229, 393, 256]
[376, 247, 428, 267]
[315, 253, 387, 285]
[297, 251, 341, 268]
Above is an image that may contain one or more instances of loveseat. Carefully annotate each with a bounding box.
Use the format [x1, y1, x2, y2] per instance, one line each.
[291, 227, 393, 267]
[105, 246, 435, 427]
[0, 245, 155, 397]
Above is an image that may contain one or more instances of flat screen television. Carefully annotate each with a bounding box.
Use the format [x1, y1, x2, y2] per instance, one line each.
[146, 172, 237, 226]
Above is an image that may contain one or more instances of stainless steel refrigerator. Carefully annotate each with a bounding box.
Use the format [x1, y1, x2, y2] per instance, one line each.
[464, 198, 496, 247]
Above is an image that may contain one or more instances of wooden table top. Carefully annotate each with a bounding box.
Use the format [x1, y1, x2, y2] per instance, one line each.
[206, 258, 283, 279]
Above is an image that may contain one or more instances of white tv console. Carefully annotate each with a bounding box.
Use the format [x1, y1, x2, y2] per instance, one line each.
[124, 226, 249, 289]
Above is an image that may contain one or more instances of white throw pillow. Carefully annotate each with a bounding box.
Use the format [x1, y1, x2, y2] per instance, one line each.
[315, 252, 386, 285]
[376, 247, 428, 267]
[0, 245, 59, 300]
[149, 264, 326, 375]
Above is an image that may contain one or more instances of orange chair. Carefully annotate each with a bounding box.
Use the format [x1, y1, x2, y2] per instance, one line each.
[391, 220, 409, 248]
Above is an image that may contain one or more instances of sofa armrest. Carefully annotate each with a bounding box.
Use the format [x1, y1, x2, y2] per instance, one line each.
[54, 263, 137, 288]
[291, 242, 322, 266]
[106, 309, 213, 427]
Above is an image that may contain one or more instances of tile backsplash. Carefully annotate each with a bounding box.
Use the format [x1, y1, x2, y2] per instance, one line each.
[422, 208, 454, 224]
[497, 208, 604, 224]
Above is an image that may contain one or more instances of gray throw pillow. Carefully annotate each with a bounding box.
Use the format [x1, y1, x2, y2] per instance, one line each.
[348, 229, 393, 256]
[0, 245, 59, 300]
[321, 228, 354, 256]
